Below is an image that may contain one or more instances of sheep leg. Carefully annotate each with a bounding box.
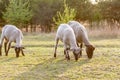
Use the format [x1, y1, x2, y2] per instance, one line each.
[0, 45, 2, 56]
[65, 48, 70, 60]
[64, 48, 70, 55]
[77, 43, 82, 58]
[63, 43, 70, 60]
[64, 50, 70, 60]
[4, 41, 8, 55]
[54, 38, 59, 58]
[64, 47, 70, 60]
[77, 43, 79, 47]
[64, 49, 66, 55]
[80, 43, 83, 56]
[0, 43, 3, 56]
[21, 49, 25, 56]
[0, 36, 4, 56]
[66, 50, 70, 60]
[77, 43, 80, 58]
[64, 49, 67, 59]
[6, 42, 11, 56]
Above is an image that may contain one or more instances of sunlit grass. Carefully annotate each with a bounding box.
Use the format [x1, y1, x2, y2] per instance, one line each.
[0, 33, 120, 80]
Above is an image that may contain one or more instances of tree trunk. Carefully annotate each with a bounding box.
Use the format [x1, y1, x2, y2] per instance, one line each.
[26, 26, 28, 32]
[30, 25, 33, 32]
[33, 25, 36, 32]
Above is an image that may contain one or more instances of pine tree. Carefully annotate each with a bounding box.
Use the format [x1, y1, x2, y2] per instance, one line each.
[2, 0, 33, 27]
[53, 0, 76, 28]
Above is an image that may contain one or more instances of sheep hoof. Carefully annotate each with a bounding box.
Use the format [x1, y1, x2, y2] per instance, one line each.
[54, 53, 56, 58]
[75, 59, 78, 61]
[16, 54, 19, 57]
[16, 56, 19, 58]
[0, 52, 2, 56]
[67, 57, 70, 60]
[5, 54, 8, 56]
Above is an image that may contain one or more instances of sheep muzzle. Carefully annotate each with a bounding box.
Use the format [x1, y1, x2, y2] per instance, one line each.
[11, 46, 25, 57]
[86, 45, 95, 59]
[73, 52, 79, 61]
[15, 47, 21, 57]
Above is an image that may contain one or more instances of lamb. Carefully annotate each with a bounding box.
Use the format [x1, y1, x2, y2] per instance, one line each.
[54, 23, 81, 61]
[68, 21, 95, 59]
[0, 25, 25, 57]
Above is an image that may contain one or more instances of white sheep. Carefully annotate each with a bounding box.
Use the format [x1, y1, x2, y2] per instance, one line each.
[54, 24, 81, 61]
[68, 21, 95, 59]
[0, 25, 25, 57]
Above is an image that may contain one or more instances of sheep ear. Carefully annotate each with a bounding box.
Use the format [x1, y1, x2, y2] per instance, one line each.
[20, 46, 25, 49]
[11, 46, 25, 49]
[86, 45, 95, 50]
[11, 46, 15, 48]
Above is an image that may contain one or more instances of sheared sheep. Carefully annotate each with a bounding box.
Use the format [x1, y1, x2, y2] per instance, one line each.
[0, 25, 25, 57]
[54, 24, 81, 61]
[68, 21, 95, 59]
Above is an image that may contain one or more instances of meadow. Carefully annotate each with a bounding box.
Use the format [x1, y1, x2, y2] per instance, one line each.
[0, 28, 120, 80]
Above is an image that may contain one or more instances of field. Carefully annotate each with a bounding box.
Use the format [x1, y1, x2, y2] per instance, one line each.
[0, 32, 120, 80]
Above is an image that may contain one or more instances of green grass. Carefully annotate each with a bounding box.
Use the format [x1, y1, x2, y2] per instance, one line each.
[0, 33, 120, 80]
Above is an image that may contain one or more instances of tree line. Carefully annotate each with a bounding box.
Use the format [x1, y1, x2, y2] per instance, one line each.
[0, 0, 120, 32]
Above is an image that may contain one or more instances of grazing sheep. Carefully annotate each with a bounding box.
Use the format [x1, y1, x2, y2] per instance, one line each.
[0, 25, 25, 57]
[54, 24, 81, 61]
[68, 21, 95, 59]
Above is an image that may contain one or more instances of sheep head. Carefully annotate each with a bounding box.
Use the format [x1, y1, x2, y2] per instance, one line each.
[86, 45, 95, 59]
[15, 47, 21, 57]
[11, 46, 25, 57]
[71, 48, 81, 61]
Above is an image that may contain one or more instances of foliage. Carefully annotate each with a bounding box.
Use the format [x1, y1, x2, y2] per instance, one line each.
[0, 0, 9, 19]
[53, 0, 76, 28]
[98, 0, 120, 23]
[2, 0, 33, 27]
[66, 0, 92, 21]
[30, 0, 63, 32]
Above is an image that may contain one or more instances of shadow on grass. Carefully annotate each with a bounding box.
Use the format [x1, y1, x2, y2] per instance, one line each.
[14, 56, 90, 80]
[24, 44, 120, 48]
[0, 56, 17, 63]
[24, 44, 55, 48]
[94, 45, 120, 48]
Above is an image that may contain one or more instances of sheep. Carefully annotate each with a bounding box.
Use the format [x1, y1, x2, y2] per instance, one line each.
[0, 25, 25, 57]
[68, 21, 95, 59]
[54, 23, 81, 61]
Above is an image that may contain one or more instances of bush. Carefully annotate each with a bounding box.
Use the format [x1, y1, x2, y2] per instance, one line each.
[53, 0, 76, 28]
